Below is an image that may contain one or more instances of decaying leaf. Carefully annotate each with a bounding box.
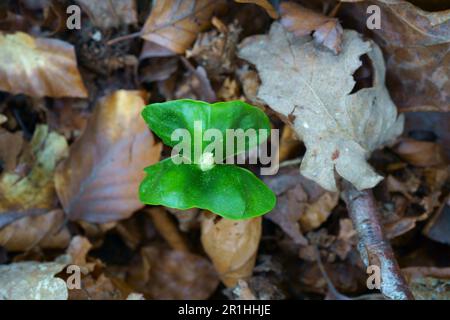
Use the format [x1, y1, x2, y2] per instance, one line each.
[75, 0, 137, 30]
[239, 22, 404, 192]
[0, 32, 87, 98]
[280, 1, 343, 54]
[263, 166, 334, 245]
[0, 209, 70, 252]
[0, 125, 68, 228]
[0, 129, 23, 172]
[402, 267, 450, 300]
[234, 0, 279, 19]
[340, 0, 450, 111]
[201, 214, 262, 287]
[187, 18, 242, 78]
[393, 138, 448, 167]
[55, 90, 162, 223]
[141, 0, 225, 54]
[127, 246, 219, 299]
[0, 257, 69, 300]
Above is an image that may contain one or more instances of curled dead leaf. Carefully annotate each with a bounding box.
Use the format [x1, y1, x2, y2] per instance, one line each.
[280, 1, 343, 54]
[141, 0, 226, 54]
[0, 32, 87, 98]
[201, 213, 262, 287]
[55, 90, 162, 223]
[393, 138, 448, 167]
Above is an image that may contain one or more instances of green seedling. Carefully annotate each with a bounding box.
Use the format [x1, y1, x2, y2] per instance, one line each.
[139, 99, 276, 220]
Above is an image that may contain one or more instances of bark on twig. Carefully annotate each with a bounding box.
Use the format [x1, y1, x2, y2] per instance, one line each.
[342, 181, 414, 300]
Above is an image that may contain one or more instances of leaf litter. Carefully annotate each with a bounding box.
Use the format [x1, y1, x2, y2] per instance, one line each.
[0, 0, 448, 300]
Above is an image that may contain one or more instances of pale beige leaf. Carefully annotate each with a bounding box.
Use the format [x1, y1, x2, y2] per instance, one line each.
[0, 32, 87, 98]
[239, 22, 404, 192]
[55, 90, 162, 223]
[0, 258, 68, 300]
[201, 214, 261, 287]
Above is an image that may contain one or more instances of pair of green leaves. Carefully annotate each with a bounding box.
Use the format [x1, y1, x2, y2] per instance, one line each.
[139, 99, 276, 220]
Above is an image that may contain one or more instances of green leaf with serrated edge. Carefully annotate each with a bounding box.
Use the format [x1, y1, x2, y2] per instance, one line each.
[139, 157, 276, 219]
[141, 99, 271, 162]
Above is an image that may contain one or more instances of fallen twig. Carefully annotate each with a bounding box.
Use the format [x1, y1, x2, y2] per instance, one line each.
[342, 181, 414, 300]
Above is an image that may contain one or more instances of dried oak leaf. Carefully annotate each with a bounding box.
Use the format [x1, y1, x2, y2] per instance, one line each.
[0, 125, 68, 229]
[55, 90, 162, 223]
[141, 0, 226, 54]
[280, 1, 343, 54]
[127, 246, 219, 300]
[0, 257, 69, 300]
[340, 0, 450, 111]
[239, 23, 404, 192]
[201, 214, 262, 287]
[0, 32, 87, 98]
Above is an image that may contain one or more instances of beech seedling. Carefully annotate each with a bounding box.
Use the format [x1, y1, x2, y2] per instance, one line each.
[139, 99, 276, 220]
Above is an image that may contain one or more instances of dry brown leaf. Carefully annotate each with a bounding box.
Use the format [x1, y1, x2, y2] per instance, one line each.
[141, 0, 226, 54]
[340, 0, 450, 111]
[187, 19, 242, 78]
[0, 125, 68, 229]
[127, 246, 219, 299]
[264, 167, 339, 242]
[280, 1, 343, 54]
[0, 257, 69, 300]
[300, 191, 339, 232]
[239, 22, 404, 192]
[234, 0, 279, 19]
[75, 0, 137, 30]
[66, 235, 96, 272]
[0, 209, 70, 252]
[393, 138, 448, 167]
[201, 214, 262, 287]
[278, 125, 301, 163]
[146, 207, 189, 252]
[0, 129, 23, 172]
[55, 90, 162, 223]
[0, 32, 87, 98]
[45, 99, 89, 141]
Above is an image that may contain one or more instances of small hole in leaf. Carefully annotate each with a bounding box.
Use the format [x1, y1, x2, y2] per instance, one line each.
[350, 54, 374, 94]
[408, 130, 437, 142]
